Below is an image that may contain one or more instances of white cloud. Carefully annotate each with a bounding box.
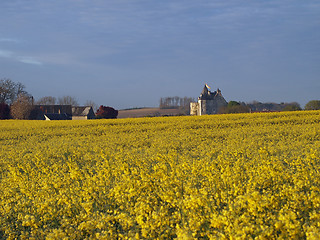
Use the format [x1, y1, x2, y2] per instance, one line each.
[0, 48, 43, 65]
[17, 56, 42, 65]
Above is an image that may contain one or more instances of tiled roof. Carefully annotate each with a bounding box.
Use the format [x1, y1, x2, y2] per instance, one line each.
[72, 106, 92, 116]
[44, 113, 71, 120]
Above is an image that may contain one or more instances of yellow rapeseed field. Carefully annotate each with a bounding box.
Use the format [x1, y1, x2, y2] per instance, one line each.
[0, 111, 320, 239]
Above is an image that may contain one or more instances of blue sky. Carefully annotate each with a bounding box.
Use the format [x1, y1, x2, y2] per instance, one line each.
[0, 0, 319, 109]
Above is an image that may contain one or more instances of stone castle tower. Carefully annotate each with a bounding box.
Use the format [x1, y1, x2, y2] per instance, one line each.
[190, 85, 227, 116]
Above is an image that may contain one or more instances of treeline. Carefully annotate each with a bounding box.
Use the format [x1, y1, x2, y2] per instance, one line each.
[219, 100, 320, 114]
[0, 78, 33, 119]
[0, 78, 118, 120]
[218, 101, 251, 114]
[159, 96, 195, 109]
[246, 101, 302, 112]
[159, 96, 195, 115]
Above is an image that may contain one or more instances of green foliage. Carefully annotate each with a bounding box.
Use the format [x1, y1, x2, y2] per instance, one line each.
[228, 101, 240, 107]
[305, 100, 320, 110]
[219, 101, 250, 114]
[282, 103, 302, 111]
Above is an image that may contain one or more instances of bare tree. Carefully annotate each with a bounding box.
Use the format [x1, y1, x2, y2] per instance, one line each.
[0, 78, 29, 105]
[174, 96, 180, 107]
[36, 96, 56, 105]
[58, 96, 78, 106]
[10, 94, 33, 119]
[159, 96, 194, 110]
[159, 97, 165, 109]
[85, 100, 98, 111]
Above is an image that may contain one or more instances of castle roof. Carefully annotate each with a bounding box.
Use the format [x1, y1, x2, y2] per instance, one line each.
[201, 85, 209, 96]
[199, 85, 220, 100]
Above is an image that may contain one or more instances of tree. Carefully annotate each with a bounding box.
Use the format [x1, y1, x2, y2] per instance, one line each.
[0, 78, 29, 105]
[96, 105, 118, 119]
[219, 101, 250, 114]
[85, 100, 98, 112]
[159, 96, 194, 110]
[0, 103, 11, 119]
[305, 100, 320, 110]
[10, 94, 33, 119]
[58, 96, 78, 106]
[228, 101, 240, 108]
[282, 102, 302, 111]
[36, 96, 56, 105]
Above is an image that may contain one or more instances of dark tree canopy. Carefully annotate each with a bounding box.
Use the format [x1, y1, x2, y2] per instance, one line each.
[305, 100, 320, 110]
[219, 105, 250, 114]
[96, 105, 118, 119]
[219, 101, 250, 114]
[0, 103, 11, 119]
[247, 101, 302, 112]
[282, 103, 302, 111]
[228, 101, 240, 108]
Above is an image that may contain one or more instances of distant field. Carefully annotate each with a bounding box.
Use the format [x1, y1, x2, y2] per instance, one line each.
[118, 107, 184, 118]
[0, 111, 320, 239]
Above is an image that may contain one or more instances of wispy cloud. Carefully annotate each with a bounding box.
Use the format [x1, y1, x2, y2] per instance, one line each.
[35, 52, 80, 66]
[0, 34, 44, 65]
[0, 38, 19, 43]
[0, 48, 43, 65]
[17, 56, 42, 65]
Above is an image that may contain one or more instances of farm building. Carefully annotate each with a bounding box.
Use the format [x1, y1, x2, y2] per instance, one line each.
[72, 106, 95, 120]
[33, 105, 72, 120]
[44, 113, 71, 120]
[34, 105, 95, 120]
